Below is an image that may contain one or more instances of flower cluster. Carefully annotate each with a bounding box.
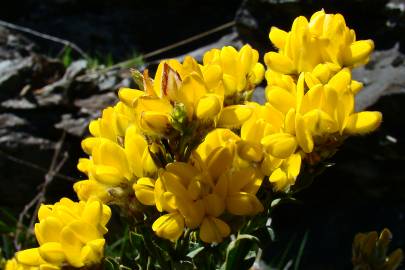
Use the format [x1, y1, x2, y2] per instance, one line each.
[6, 199, 111, 270]
[6, 10, 383, 269]
[73, 10, 381, 244]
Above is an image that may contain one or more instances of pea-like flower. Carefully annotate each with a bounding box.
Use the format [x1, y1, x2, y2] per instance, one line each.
[75, 125, 157, 203]
[135, 129, 263, 243]
[7, 199, 111, 269]
[265, 10, 374, 75]
[203, 45, 265, 97]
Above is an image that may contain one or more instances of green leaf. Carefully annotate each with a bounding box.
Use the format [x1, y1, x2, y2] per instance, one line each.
[294, 231, 309, 270]
[187, 246, 205, 258]
[222, 234, 260, 270]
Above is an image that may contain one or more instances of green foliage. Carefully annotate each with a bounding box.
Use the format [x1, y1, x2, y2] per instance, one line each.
[61, 46, 73, 68]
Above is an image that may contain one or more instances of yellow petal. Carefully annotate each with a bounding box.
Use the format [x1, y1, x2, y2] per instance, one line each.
[266, 86, 296, 114]
[351, 80, 363, 95]
[66, 221, 100, 243]
[239, 44, 253, 74]
[156, 62, 182, 101]
[60, 227, 83, 268]
[124, 126, 148, 177]
[179, 74, 207, 119]
[77, 158, 92, 173]
[228, 167, 261, 194]
[295, 114, 314, 153]
[311, 63, 332, 84]
[327, 68, 351, 94]
[269, 26, 288, 49]
[222, 74, 237, 95]
[344, 111, 382, 134]
[165, 162, 199, 187]
[261, 133, 297, 159]
[203, 48, 220, 65]
[152, 213, 184, 242]
[160, 171, 191, 200]
[196, 94, 222, 120]
[82, 200, 103, 228]
[217, 105, 252, 128]
[202, 64, 222, 89]
[92, 140, 130, 179]
[93, 165, 126, 185]
[220, 46, 239, 76]
[179, 199, 205, 229]
[284, 108, 296, 134]
[269, 168, 289, 191]
[264, 52, 295, 74]
[81, 137, 100, 155]
[261, 155, 283, 176]
[118, 88, 143, 107]
[304, 72, 321, 90]
[133, 177, 156, 206]
[226, 192, 263, 215]
[343, 40, 374, 67]
[252, 63, 265, 84]
[286, 153, 301, 180]
[199, 217, 230, 243]
[16, 248, 44, 266]
[140, 111, 171, 135]
[203, 194, 225, 217]
[237, 141, 263, 162]
[81, 238, 105, 265]
[38, 242, 65, 264]
[206, 146, 234, 180]
[89, 120, 100, 137]
[73, 180, 110, 203]
[34, 217, 63, 245]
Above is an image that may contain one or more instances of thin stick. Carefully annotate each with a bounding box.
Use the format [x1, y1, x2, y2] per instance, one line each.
[106, 20, 236, 70]
[0, 149, 76, 182]
[14, 132, 68, 250]
[142, 20, 236, 59]
[0, 19, 88, 59]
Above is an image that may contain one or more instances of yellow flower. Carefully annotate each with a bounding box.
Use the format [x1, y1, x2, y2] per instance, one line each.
[124, 57, 226, 136]
[203, 45, 265, 96]
[76, 124, 157, 203]
[5, 257, 54, 270]
[265, 10, 374, 75]
[144, 129, 263, 243]
[239, 103, 302, 191]
[8, 199, 111, 270]
[32, 198, 111, 268]
[265, 70, 382, 153]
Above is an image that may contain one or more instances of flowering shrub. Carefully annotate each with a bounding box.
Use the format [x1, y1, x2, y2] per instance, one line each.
[6, 10, 396, 270]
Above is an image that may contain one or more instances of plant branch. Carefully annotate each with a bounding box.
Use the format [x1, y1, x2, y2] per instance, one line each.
[0, 19, 88, 59]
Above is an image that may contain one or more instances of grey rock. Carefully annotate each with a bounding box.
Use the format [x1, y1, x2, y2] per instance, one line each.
[354, 45, 405, 111]
[54, 114, 89, 137]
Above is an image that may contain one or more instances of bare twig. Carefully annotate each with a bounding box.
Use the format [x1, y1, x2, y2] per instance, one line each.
[14, 132, 69, 250]
[0, 149, 76, 182]
[0, 19, 88, 59]
[104, 20, 236, 71]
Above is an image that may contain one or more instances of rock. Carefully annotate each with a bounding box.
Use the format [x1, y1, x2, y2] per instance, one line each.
[0, 28, 132, 211]
[354, 45, 405, 110]
[0, 26, 36, 60]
